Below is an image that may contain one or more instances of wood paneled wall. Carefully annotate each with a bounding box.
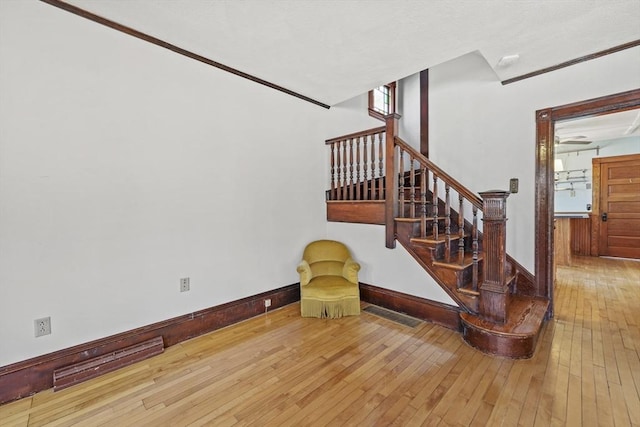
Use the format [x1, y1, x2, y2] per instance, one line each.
[570, 218, 592, 256]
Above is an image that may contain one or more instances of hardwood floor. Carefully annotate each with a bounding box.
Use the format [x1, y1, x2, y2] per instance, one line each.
[1, 256, 638, 426]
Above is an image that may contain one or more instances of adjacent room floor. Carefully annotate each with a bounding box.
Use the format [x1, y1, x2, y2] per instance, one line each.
[1, 256, 638, 426]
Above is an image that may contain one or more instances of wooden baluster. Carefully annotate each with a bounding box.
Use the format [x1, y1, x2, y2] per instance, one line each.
[444, 184, 451, 262]
[398, 149, 405, 217]
[348, 138, 354, 200]
[420, 166, 427, 238]
[472, 206, 479, 291]
[355, 136, 361, 200]
[362, 136, 369, 200]
[330, 142, 336, 200]
[336, 140, 341, 200]
[341, 139, 347, 200]
[371, 133, 377, 199]
[378, 132, 384, 199]
[410, 156, 416, 218]
[432, 175, 439, 240]
[458, 195, 465, 265]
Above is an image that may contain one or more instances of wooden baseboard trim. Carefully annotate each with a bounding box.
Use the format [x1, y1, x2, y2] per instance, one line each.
[359, 283, 461, 331]
[0, 284, 300, 405]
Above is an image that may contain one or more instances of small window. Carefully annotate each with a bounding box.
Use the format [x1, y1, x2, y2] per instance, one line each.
[368, 82, 396, 120]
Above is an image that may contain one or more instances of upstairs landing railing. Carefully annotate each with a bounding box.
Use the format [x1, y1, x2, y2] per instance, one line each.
[325, 126, 386, 201]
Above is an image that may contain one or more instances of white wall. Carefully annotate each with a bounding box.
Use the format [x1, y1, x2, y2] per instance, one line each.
[427, 47, 640, 271]
[0, 2, 328, 366]
[555, 137, 640, 212]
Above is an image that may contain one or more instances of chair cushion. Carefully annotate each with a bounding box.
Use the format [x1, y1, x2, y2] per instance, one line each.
[301, 275, 359, 301]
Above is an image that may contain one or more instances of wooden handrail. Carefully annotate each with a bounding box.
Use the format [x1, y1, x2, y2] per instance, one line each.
[325, 126, 386, 144]
[394, 137, 483, 209]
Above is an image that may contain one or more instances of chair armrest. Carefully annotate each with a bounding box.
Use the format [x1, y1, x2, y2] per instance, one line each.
[297, 260, 312, 286]
[342, 258, 361, 284]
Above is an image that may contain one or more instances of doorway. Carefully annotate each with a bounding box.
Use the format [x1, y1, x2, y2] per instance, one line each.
[535, 88, 640, 318]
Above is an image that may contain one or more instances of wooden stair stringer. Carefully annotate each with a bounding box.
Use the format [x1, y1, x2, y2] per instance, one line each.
[395, 228, 478, 314]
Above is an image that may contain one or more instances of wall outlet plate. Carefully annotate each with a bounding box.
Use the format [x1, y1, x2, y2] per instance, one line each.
[180, 277, 190, 292]
[264, 299, 272, 308]
[34, 317, 51, 337]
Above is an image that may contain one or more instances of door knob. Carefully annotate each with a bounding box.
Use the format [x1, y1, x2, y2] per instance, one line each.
[602, 212, 608, 222]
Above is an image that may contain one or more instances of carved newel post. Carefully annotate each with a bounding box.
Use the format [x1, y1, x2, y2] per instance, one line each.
[479, 190, 510, 324]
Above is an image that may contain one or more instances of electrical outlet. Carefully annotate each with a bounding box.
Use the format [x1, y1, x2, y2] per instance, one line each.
[34, 317, 51, 337]
[180, 277, 190, 292]
[264, 299, 272, 309]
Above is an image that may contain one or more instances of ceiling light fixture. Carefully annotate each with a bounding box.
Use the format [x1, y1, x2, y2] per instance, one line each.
[624, 110, 640, 135]
[497, 54, 520, 68]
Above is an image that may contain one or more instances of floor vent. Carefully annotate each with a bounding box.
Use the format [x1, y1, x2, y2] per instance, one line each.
[363, 305, 422, 328]
[53, 336, 164, 391]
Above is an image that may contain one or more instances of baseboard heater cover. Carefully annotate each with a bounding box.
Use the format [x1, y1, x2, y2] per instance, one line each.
[53, 336, 164, 391]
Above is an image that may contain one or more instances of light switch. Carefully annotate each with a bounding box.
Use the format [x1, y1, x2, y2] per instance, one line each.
[509, 178, 519, 194]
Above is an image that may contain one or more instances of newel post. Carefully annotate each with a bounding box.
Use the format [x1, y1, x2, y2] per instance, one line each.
[478, 190, 510, 323]
[384, 113, 401, 248]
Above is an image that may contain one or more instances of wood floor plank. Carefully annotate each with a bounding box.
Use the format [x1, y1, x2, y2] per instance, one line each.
[1, 256, 638, 426]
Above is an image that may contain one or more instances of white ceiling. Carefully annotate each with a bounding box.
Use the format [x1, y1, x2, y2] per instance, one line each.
[62, 0, 640, 106]
[555, 108, 640, 150]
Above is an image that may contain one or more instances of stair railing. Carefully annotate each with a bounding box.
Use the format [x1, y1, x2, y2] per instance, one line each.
[325, 126, 386, 201]
[392, 135, 482, 291]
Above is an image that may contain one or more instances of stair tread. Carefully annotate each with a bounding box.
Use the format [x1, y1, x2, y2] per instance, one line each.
[460, 296, 549, 337]
[432, 253, 483, 270]
[457, 287, 480, 297]
[409, 233, 467, 245]
[395, 217, 445, 223]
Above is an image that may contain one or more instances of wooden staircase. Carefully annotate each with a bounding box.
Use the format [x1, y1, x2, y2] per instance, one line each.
[325, 116, 549, 358]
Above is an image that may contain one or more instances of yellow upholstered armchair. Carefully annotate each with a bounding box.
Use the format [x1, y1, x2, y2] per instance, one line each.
[297, 240, 361, 318]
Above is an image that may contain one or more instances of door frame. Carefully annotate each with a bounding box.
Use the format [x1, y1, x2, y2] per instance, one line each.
[535, 88, 640, 318]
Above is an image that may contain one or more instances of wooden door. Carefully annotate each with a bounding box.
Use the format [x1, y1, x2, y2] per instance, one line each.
[593, 154, 640, 259]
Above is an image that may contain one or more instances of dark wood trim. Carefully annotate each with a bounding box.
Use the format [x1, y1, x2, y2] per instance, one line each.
[359, 283, 461, 331]
[38, 0, 330, 110]
[535, 109, 556, 318]
[502, 40, 640, 85]
[384, 114, 401, 248]
[0, 284, 300, 405]
[326, 200, 385, 225]
[535, 89, 640, 320]
[325, 126, 386, 145]
[420, 69, 429, 157]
